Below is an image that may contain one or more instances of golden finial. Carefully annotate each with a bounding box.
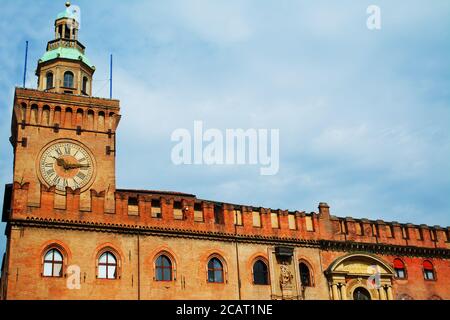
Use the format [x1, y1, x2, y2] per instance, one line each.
[65, 2, 71, 8]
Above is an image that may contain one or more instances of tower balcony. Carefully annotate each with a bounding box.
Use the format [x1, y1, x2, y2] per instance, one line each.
[46, 39, 85, 54]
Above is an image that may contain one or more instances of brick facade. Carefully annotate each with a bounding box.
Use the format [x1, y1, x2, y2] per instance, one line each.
[0, 4, 449, 300]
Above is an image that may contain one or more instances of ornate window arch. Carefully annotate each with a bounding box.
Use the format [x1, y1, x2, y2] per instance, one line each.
[325, 253, 395, 300]
[154, 251, 177, 281]
[95, 247, 121, 280]
[42, 247, 64, 278]
[252, 257, 270, 285]
[298, 259, 314, 287]
[40, 242, 69, 278]
[206, 254, 227, 284]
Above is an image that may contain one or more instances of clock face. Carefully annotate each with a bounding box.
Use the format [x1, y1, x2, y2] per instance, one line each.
[39, 141, 94, 192]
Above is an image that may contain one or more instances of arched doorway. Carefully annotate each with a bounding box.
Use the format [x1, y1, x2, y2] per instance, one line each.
[325, 253, 395, 300]
[353, 287, 371, 300]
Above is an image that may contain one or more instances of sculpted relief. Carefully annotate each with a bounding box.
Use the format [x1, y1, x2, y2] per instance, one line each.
[279, 263, 293, 287]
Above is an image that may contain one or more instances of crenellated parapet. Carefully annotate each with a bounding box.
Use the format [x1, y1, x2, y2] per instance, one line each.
[5, 183, 449, 250]
[12, 88, 120, 138]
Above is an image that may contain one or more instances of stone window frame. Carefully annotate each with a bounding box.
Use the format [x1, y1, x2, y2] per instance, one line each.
[63, 71, 75, 89]
[251, 257, 270, 286]
[46, 71, 54, 90]
[95, 247, 121, 280]
[41, 244, 67, 278]
[298, 258, 315, 287]
[393, 258, 408, 280]
[422, 260, 437, 282]
[153, 251, 177, 282]
[206, 254, 228, 284]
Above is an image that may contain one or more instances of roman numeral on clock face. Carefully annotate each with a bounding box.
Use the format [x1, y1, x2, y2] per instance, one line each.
[76, 172, 86, 180]
[64, 145, 71, 155]
[53, 176, 61, 185]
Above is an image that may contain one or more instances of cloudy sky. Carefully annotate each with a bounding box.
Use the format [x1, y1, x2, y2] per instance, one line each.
[0, 0, 449, 263]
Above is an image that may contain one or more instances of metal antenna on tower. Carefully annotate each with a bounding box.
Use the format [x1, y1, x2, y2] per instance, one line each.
[23, 41, 29, 88]
[109, 54, 113, 99]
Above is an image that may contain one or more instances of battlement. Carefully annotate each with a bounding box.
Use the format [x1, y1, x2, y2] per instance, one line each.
[5, 183, 450, 250]
[12, 88, 120, 137]
[15, 87, 120, 108]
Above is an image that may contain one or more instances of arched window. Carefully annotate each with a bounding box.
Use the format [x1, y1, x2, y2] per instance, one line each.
[207, 257, 224, 283]
[82, 76, 88, 94]
[46, 72, 53, 90]
[155, 255, 172, 281]
[43, 248, 63, 277]
[299, 262, 312, 287]
[64, 24, 70, 39]
[423, 260, 435, 280]
[253, 260, 269, 285]
[98, 251, 117, 279]
[353, 287, 371, 300]
[393, 258, 406, 279]
[64, 71, 74, 88]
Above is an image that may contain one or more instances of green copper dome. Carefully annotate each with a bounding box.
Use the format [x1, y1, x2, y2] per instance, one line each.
[56, 2, 79, 21]
[39, 47, 94, 69]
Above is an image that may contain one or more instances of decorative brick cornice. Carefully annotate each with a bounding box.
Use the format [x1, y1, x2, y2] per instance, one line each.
[11, 217, 320, 247]
[8, 217, 450, 259]
[319, 240, 450, 259]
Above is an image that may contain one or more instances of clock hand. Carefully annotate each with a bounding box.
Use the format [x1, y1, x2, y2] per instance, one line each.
[51, 156, 68, 170]
[66, 163, 90, 170]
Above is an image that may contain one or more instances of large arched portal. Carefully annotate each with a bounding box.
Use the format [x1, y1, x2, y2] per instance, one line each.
[325, 253, 395, 300]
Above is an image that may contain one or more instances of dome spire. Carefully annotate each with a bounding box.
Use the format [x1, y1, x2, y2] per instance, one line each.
[36, 3, 95, 96]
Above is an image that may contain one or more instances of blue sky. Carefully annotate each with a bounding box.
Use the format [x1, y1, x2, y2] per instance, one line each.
[0, 0, 449, 264]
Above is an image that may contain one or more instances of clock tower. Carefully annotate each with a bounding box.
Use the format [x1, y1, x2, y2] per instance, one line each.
[10, 2, 120, 213]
